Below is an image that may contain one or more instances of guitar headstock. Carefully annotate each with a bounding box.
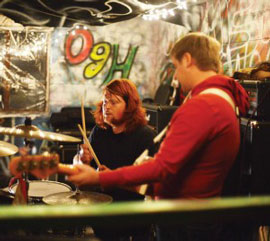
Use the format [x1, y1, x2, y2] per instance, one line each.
[9, 154, 60, 179]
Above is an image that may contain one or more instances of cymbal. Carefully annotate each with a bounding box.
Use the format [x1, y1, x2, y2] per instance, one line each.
[0, 125, 81, 142]
[0, 140, 18, 157]
[42, 191, 113, 205]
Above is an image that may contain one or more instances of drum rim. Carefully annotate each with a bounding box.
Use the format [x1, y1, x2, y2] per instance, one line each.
[8, 180, 72, 199]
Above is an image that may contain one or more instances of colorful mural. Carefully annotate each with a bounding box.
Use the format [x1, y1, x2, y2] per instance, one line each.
[49, 17, 187, 112]
[174, 0, 270, 76]
[47, 0, 270, 112]
[2, 0, 270, 113]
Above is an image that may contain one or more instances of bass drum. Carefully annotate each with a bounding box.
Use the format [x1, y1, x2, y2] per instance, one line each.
[9, 180, 72, 204]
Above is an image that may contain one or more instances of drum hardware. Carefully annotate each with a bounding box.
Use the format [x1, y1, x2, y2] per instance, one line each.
[0, 140, 18, 156]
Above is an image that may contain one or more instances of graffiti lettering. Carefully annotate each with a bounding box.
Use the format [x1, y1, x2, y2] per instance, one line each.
[65, 28, 138, 84]
[65, 29, 94, 65]
[84, 42, 111, 79]
[102, 44, 138, 85]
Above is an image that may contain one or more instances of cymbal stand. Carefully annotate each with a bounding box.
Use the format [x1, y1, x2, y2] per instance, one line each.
[18, 117, 36, 203]
[71, 144, 82, 202]
[22, 116, 38, 156]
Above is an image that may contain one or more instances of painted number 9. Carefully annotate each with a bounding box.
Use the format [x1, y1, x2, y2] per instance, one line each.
[84, 42, 111, 79]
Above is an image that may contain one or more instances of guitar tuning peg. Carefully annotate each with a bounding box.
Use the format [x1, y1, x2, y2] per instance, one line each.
[28, 160, 37, 170]
[49, 159, 58, 168]
[17, 161, 27, 172]
[40, 159, 49, 169]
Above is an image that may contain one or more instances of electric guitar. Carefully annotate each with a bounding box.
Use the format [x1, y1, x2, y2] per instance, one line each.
[9, 154, 79, 179]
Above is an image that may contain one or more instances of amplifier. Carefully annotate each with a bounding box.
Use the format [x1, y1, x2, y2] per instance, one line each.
[50, 107, 95, 130]
[240, 117, 270, 195]
[143, 103, 178, 133]
[239, 80, 270, 120]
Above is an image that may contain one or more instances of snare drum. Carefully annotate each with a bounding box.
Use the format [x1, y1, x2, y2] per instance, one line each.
[9, 180, 72, 203]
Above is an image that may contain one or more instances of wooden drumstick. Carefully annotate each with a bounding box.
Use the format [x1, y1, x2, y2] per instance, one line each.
[79, 97, 88, 164]
[81, 97, 86, 134]
[77, 124, 101, 168]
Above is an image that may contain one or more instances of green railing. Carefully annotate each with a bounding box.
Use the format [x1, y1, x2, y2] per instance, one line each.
[0, 196, 270, 230]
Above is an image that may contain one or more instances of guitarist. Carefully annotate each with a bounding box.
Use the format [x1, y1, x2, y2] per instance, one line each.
[68, 33, 249, 241]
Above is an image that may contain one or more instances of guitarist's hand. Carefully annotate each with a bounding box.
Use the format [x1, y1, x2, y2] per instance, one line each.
[98, 164, 110, 172]
[67, 164, 100, 187]
[80, 144, 93, 164]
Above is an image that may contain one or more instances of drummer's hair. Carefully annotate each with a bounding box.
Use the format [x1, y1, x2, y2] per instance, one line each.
[93, 78, 147, 132]
[170, 32, 222, 73]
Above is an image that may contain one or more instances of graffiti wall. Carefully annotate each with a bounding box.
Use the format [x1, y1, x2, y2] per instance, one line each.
[175, 0, 270, 76]
[50, 17, 187, 112]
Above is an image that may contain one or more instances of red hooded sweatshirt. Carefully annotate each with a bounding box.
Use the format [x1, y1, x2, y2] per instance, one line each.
[99, 75, 249, 199]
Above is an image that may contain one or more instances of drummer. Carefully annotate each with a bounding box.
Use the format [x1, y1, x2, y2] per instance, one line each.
[68, 33, 250, 241]
[76, 78, 157, 199]
[74, 78, 157, 240]
[76, 78, 157, 198]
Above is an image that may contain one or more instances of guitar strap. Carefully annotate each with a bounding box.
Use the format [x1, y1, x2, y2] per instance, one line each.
[199, 88, 239, 116]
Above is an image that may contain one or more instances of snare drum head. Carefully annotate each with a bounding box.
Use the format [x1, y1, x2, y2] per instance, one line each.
[9, 180, 72, 199]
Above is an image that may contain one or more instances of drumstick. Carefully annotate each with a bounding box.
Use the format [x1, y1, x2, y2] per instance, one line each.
[81, 97, 86, 134]
[77, 124, 101, 168]
[79, 97, 87, 164]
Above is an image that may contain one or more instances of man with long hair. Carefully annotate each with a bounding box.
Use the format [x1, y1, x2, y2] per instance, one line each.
[78, 78, 156, 171]
[69, 33, 249, 241]
[76, 78, 156, 241]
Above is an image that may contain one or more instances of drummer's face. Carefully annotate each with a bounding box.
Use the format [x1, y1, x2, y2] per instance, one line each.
[102, 91, 126, 126]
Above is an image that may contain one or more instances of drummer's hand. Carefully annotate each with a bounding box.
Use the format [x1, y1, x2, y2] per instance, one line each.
[67, 164, 99, 187]
[80, 144, 93, 164]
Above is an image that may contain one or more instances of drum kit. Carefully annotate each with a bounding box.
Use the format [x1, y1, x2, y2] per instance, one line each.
[0, 120, 113, 205]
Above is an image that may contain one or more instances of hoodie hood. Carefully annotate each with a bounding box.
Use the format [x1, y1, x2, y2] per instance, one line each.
[191, 75, 249, 116]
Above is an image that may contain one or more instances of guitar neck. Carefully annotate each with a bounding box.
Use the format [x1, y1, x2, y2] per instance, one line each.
[57, 163, 79, 175]
[9, 154, 79, 179]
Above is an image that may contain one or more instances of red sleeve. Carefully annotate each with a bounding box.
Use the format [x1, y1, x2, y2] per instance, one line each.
[99, 159, 164, 189]
[99, 96, 218, 188]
